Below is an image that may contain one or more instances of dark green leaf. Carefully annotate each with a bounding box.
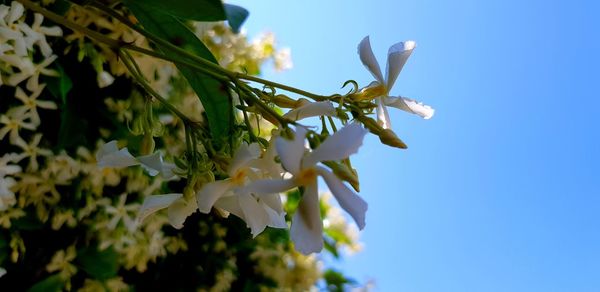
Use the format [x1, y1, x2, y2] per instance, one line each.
[45, 63, 72, 105]
[28, 274, 65, 292]
[224, 4, 249, 33]
[129, 0, 226, 21]
[125, 1, 233, 145]
[76, 246, 119, 280]
[12, 215, 44, 230]
[47, 0, 71, 15]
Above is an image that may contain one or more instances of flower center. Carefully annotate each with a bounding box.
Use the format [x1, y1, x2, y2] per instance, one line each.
[295, 168, 317, 186]
[231, 168, 247, 185]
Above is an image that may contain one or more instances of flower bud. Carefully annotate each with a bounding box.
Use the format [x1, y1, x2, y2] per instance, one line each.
[378, 129, 408, 149]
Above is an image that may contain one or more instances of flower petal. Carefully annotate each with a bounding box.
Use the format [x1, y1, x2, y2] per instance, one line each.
[214, 195, 245, 220]
[317, 167, 367, 229]
[290, 182, 323, 254]
[239, 194, 270, 237]
[376, 97, 392, 129]
[196, 180, 234, 213]
[229, 143, 261, 176]
[137, 193, 183, 225]
[275, 126, 308, 174]
[168, 198, 197, 229]
[250, 138, 284, 178]
[283, 101, 336, 121]
[243, 178, 296, 195]
[384, 96, 435, 119]
[137, 152, 163, 176]
[385, 41, 416, 91]
[304, 123, 368, 166]
[261, 201, 288, 229]
[96, 141, 139, 168]
[259, 193, 284, 214]
[358, 36, 384, 83]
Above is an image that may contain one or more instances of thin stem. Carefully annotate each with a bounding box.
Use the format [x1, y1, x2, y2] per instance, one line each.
[119, 50, 198, 126]
[235, 73, 330, 102]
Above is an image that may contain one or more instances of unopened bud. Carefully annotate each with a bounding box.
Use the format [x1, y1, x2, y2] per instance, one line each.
[271, 94, 299, 108]
[379, 129, 408, 149]
[140, 133, 155, 155]
[323, 161, 360, 192]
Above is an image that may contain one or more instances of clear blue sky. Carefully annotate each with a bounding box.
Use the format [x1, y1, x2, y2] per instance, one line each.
[235, 0, 600, 291]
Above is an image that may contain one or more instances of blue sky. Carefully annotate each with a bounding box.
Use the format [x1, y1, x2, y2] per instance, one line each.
[235, 0, 600, 291]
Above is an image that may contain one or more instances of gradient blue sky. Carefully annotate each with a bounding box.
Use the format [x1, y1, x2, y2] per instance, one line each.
[235, 0, 600, 291]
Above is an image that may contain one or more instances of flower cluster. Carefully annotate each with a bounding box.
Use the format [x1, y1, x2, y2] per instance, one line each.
[0, 0, 434, 290]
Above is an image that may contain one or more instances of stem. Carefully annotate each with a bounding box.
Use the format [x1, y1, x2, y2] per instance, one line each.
[235, 73, 330, 102]
[119, 50, 198, 126]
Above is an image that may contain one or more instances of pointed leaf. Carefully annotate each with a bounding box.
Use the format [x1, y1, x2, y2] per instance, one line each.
[131, 0, 226, 21]
[125, 2, 233, 144]
[224, 4, 249, 33]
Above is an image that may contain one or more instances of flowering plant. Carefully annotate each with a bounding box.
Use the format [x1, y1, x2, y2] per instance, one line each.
[0, 0, 432, 290]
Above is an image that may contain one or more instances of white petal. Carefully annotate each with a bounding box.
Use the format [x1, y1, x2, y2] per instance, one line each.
[261, 201, 288, 229]
[275, 126, 308, 174]
[239, 194, 269, 237]
[96, 141, 139, 168]
[259, 193, 284, 214]
[137, 152, 163, 176]
[168, 198, 197, 229]
[304, 123, 368, 166]
[317, 167, 367, 229]
[385, 41, 416, 90]
[97, 71, 115, 88]
[214, 195, 245, 220]
[283, 101, 336, 121]
[137, 193, 183, 225]
[358, 36, 384, 83]
[250, 139, 284, 178]
[376, 97, 392, 129]
[384, 96, 435, 119]
[196, 180, 234, 213]
[243, 178, 296, 195]
[290, 182, 323, 254]
[229, 143, 261, 176]
[8, 2, 24, 24]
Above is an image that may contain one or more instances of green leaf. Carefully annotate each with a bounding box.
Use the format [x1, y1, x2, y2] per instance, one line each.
[131, 0, 226, 21]
[45, 63, 72, 105]
[47, 0, 71, 15]
[28, 274, 65, 292]
[76, 246, 119, 280]
[125, 1, 233, 145]
[224, 4, 249, 33]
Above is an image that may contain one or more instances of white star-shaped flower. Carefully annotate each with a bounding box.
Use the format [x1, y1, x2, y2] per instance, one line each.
[96, 140, 177, 179]
[358, 36, 434, 128]
[196, 143, 286, 237]
[244, 123, 369, 254]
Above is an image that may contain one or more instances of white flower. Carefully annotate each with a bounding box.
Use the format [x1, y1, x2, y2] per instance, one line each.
[96, 140, 177, 179]
[0, 154, 21, 211]
[13, 85, 57, 126]
[245, 123, 369, 254]
[17, 12, 62, 58]
[358, 36, 434, 128]
[136, 193, 197, 229]
[103, 193, 139, 232]
[0, 2, 27, 56]
[196, 143, 286, 237]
